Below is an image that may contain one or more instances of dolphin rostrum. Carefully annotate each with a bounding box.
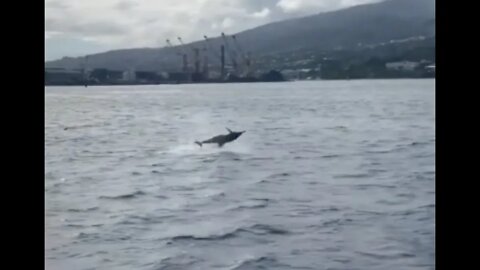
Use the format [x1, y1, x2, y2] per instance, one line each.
[195, 128, 246, 147]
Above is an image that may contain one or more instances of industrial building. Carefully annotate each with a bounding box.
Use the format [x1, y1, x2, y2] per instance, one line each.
[45, 68, 84, 85]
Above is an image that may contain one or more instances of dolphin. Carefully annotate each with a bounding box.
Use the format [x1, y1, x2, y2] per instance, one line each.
[195, 128, 246, 147]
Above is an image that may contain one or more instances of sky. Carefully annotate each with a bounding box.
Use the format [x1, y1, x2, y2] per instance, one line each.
[45, 0, 381, 61]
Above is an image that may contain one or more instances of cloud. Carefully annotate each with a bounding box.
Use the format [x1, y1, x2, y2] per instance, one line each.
[45, 0, 70, 9]
[252, 8, 271, 18]
[45, 31, 61, 40]
[114, 1, 139, 11]
[221, 18, 235, 29]
[45, 18, 127, 37]
[45, 0, 379, 60]
[276, 0, 302, 12]
[276, 0, 381, 14]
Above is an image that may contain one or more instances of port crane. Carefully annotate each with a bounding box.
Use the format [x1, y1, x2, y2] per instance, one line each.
[221, 32, 238, 74]
[169, 37, 188, 73]
[178, 37, 202, 74]
[167, 39, 188, 72]
[165, 39, 186, 72]
[231, 34, 252, 76]
[203, 35, 222, 62]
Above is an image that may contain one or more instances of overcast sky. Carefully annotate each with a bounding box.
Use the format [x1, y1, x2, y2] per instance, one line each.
[45, 0, 381, 61]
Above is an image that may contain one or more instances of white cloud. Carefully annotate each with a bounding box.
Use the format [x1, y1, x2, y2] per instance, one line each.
[45, 0, 252, 46]
[341, 0, 382, 7]
[114, 0, 138, 11]
[252, 8, 271, 18]
[276, 0, 381, 14]
[44, 31, 62, 40]
[221, 17, 235, 29]
[276, 0, 302, 12]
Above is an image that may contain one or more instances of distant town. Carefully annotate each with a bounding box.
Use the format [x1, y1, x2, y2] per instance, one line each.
[45, 61, 434, 86]
[45, 53, 435, 86]
[45, 34, 435, 86]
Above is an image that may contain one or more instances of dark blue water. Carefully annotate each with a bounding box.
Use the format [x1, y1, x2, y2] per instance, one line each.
[45, 79, 435, 270]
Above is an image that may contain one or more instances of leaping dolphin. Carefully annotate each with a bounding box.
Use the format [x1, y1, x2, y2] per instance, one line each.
[195, 128, 246, 147]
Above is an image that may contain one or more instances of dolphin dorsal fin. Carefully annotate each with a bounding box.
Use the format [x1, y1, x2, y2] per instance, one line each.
[226, 127, 233, 133]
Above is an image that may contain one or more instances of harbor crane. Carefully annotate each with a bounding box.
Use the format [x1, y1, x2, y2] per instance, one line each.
[221, 32, 238, 74]
[178, 37, 201, 74]
[175, 37, 190, 72]
[231, 34, 252, 76]
[204, 35, 222, 61]
[167, 38, 188, 73]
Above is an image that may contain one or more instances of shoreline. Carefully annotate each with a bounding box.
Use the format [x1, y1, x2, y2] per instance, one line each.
[44, 77, 435, 87]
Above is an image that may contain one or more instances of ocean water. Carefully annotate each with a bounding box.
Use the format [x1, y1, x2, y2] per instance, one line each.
[45, 79, 435, 270]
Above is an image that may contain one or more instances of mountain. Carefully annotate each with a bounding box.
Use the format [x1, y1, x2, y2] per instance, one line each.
[45, 0, 435, 71]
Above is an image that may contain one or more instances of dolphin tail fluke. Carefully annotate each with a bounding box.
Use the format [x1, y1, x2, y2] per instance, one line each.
[195, 141, 203, 147]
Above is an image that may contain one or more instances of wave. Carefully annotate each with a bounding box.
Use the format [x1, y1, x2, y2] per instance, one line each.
[117, 214, 174, 225]
[409, 141, 432, 147]
[416, 203, 435, 209]
[364, 140, 433, 155]
[321, 154, 342, 159]
[65, 224, 85, 228]
[390, 204, 435, 217]
[248, 224, 289, 235]
[157, 254, 201, 269]
[228, 199, 270, 211]
[265, 172, 291, 179]
[231, 204, 268, 210]
[67, 207, 99, 212]
[171, 232, 236, 242]
[264, 127, 291, 131]
[248, 157, 274, 161]
[62, 123, 107, 131]
[151, 163, 165, 167]
[205, 191, 226, 200]
[355, 210, 385, 216]
[366, 148, 398, 154]
[334, 173, 371, 179]
[169, 223, 290, 243]
[321, 218, 353, 226]
[76, 232, 101, 240]
[354, 184, 397, 189]
[356, 251, 415, 260]
[98, 190, 147, 200]
[376, 199, 404, 206]
[326, 125, 348, 131]
[230, 256, 279, 270]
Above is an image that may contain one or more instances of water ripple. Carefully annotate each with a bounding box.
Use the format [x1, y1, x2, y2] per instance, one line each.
[46, 81, 435, 270]
[98, 190, 147, 200]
